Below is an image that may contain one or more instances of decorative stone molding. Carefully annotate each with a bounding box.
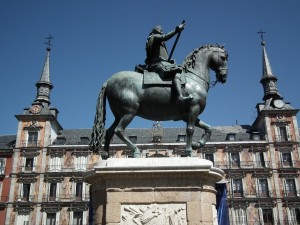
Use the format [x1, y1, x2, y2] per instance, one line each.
[121, 203, 187, 225]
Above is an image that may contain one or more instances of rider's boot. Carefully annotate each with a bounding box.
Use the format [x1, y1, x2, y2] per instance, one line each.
[173, 77, 193, 103]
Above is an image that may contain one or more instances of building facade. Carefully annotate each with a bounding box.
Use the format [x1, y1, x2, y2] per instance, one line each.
[0, 38, 299, 225]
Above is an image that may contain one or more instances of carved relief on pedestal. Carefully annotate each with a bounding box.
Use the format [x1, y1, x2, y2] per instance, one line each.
[121, 203, 187, 225]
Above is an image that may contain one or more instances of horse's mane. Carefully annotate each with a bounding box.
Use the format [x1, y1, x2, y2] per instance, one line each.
[182, 43, 227, 68]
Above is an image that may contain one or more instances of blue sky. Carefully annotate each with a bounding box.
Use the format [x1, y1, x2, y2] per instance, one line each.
[1, 1, 299, 134]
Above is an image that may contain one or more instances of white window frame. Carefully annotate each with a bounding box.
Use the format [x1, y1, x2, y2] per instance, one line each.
[0, 158, 5, 175]
[18, 182, 34, 201]
[47, 182, 60, 201]
[27, 131, 39, 147]
[288, 207, 300, 225]
[74, 155, 87, 171]
[232, 208, 247, 225]
[275, 123, 291, 141]
[43, 212, 59, 225]
[22, 156, 37, 172]
[16, 212, 30, 225]
[49, 156, 62, 172]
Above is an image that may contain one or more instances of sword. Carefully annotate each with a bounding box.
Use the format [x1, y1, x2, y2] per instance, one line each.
[168, 20, 185, 62]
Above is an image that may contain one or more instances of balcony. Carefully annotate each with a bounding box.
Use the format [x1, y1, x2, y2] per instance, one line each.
[42, 194, 90, 202]
[273, 135, 294, 143]
[16, 195, 35, 202]
[20, 140, 41, 148]
[256, 190, 275, 198]
[281, 191, 300, 198]
[215, 161, 272, 170]
[45, 164, 94, 173]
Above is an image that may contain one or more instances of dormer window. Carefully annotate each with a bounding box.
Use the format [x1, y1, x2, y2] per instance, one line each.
[226, 133, 236, 141]
[80, 137, 90, 145]
[56, 137, 66, 145]
[177, 135, 186, 142]
[129, 136, 137, 144]
[251, 132, 261, 141]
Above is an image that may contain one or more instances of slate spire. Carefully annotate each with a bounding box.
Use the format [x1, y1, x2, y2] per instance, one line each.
[34, 35, 54, 106]
[258, 34, 281, 101]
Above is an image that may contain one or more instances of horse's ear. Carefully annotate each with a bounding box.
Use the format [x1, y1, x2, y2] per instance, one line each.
[221, 44, 225, 49]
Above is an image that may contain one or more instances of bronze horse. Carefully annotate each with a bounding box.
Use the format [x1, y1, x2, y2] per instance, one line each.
[90, 44, 228, 157]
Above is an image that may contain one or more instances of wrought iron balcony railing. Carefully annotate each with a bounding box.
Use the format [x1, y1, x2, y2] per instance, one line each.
[20, 140, 41, 148]
[42, 194, 90, 202]
[214, 161, 272, 169]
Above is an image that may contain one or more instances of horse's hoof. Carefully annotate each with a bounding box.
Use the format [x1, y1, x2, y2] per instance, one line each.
[186, 150, 192, 157]
[133, 149, 141, 158]
[100, 151, 109, 160]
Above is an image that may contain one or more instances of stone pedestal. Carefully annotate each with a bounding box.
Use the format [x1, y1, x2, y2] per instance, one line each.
[84, 158, 224, 225]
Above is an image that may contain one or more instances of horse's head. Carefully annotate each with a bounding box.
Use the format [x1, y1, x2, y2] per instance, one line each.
[210, 45, 228, 84]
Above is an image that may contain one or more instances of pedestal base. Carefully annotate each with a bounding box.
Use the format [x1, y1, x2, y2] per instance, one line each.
[84, 158, 224, 225]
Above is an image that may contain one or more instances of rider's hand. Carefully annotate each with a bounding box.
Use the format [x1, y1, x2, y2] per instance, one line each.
[176, 23, 185, 33]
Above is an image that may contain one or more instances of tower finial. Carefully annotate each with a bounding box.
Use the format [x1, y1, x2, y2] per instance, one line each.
[45, 34, 54, 51]
[257, 29, 266, 46]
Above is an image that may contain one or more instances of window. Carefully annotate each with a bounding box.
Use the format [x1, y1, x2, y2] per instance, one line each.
[17, 212, 29, 225]
[262, 209, 274, 225]
[46, 213, 56, 225]
[28, 131, 38, 146]
[230, 153, 240, 167]
[233, 208, 247, 225]
[0, 158, 5, 175]
[251, 132, 261, 141]
[22, 183, 31, 201]
[258, 179, 269, 197]
[80, 137, 89, 145]
[278, 126, 288, 141]
[255, 152, 265, 167]
[73, 211, 83, 225]
[232, 179, 243, 197]
[56, 137, 66, 145]
[128, 136, 137, 143]
[177, 135, 186, 142]
[226, 133, 236, 141]
[25, 158, 34, 171]
[49, 183, 57, 201]
[74, 155, 87, 171]
[75, 182, 83, 200]
[285, 179, 297, 197]
[49, 156, 62, 171]
[290, 208, 300, 225]
[281, 152, 292, 167]
[204, 153, 214, 164]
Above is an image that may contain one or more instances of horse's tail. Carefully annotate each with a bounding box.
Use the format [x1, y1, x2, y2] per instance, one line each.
[89, 82, 107, 153]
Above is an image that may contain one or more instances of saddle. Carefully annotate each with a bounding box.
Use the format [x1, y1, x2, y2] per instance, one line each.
[135, 64, 186, 86]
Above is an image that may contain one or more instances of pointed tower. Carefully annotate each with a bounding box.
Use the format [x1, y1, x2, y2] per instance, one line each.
[34, 45, 53, 107]
[260, 40, 281, 102]
[8, 36, 63, 224]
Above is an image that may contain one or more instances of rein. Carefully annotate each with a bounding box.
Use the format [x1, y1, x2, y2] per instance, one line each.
[184, 66, 218, 89]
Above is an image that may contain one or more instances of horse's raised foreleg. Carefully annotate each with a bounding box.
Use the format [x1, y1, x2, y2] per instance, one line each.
[192, 118, 212, 149]
[114, 113, 141, 158]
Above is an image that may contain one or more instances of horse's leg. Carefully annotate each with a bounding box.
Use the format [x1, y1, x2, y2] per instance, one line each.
[114, 113, 141, 158]
[192, 118, 212, 149]
[185, 107, 199, 157]
[103, 118, 120, 156]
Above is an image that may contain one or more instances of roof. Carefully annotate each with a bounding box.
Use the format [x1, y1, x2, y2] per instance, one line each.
[0, 135, 16, 149]
[52, 125, 256, 145]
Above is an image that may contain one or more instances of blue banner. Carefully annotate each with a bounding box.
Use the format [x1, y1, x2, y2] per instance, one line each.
[216, 183, 230, 225]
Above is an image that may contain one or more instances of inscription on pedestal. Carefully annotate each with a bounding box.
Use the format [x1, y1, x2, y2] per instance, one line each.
[121, 203, 187, 225]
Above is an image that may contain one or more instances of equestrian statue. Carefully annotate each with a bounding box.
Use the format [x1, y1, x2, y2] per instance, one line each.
[90, 21, 228, 158]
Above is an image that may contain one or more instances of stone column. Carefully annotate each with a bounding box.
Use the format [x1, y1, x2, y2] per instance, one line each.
[85, 157, 224, 225]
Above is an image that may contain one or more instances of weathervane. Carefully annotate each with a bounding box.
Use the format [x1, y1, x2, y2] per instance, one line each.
[45, 34, 54, 50]
[257, 29, 266, 45]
